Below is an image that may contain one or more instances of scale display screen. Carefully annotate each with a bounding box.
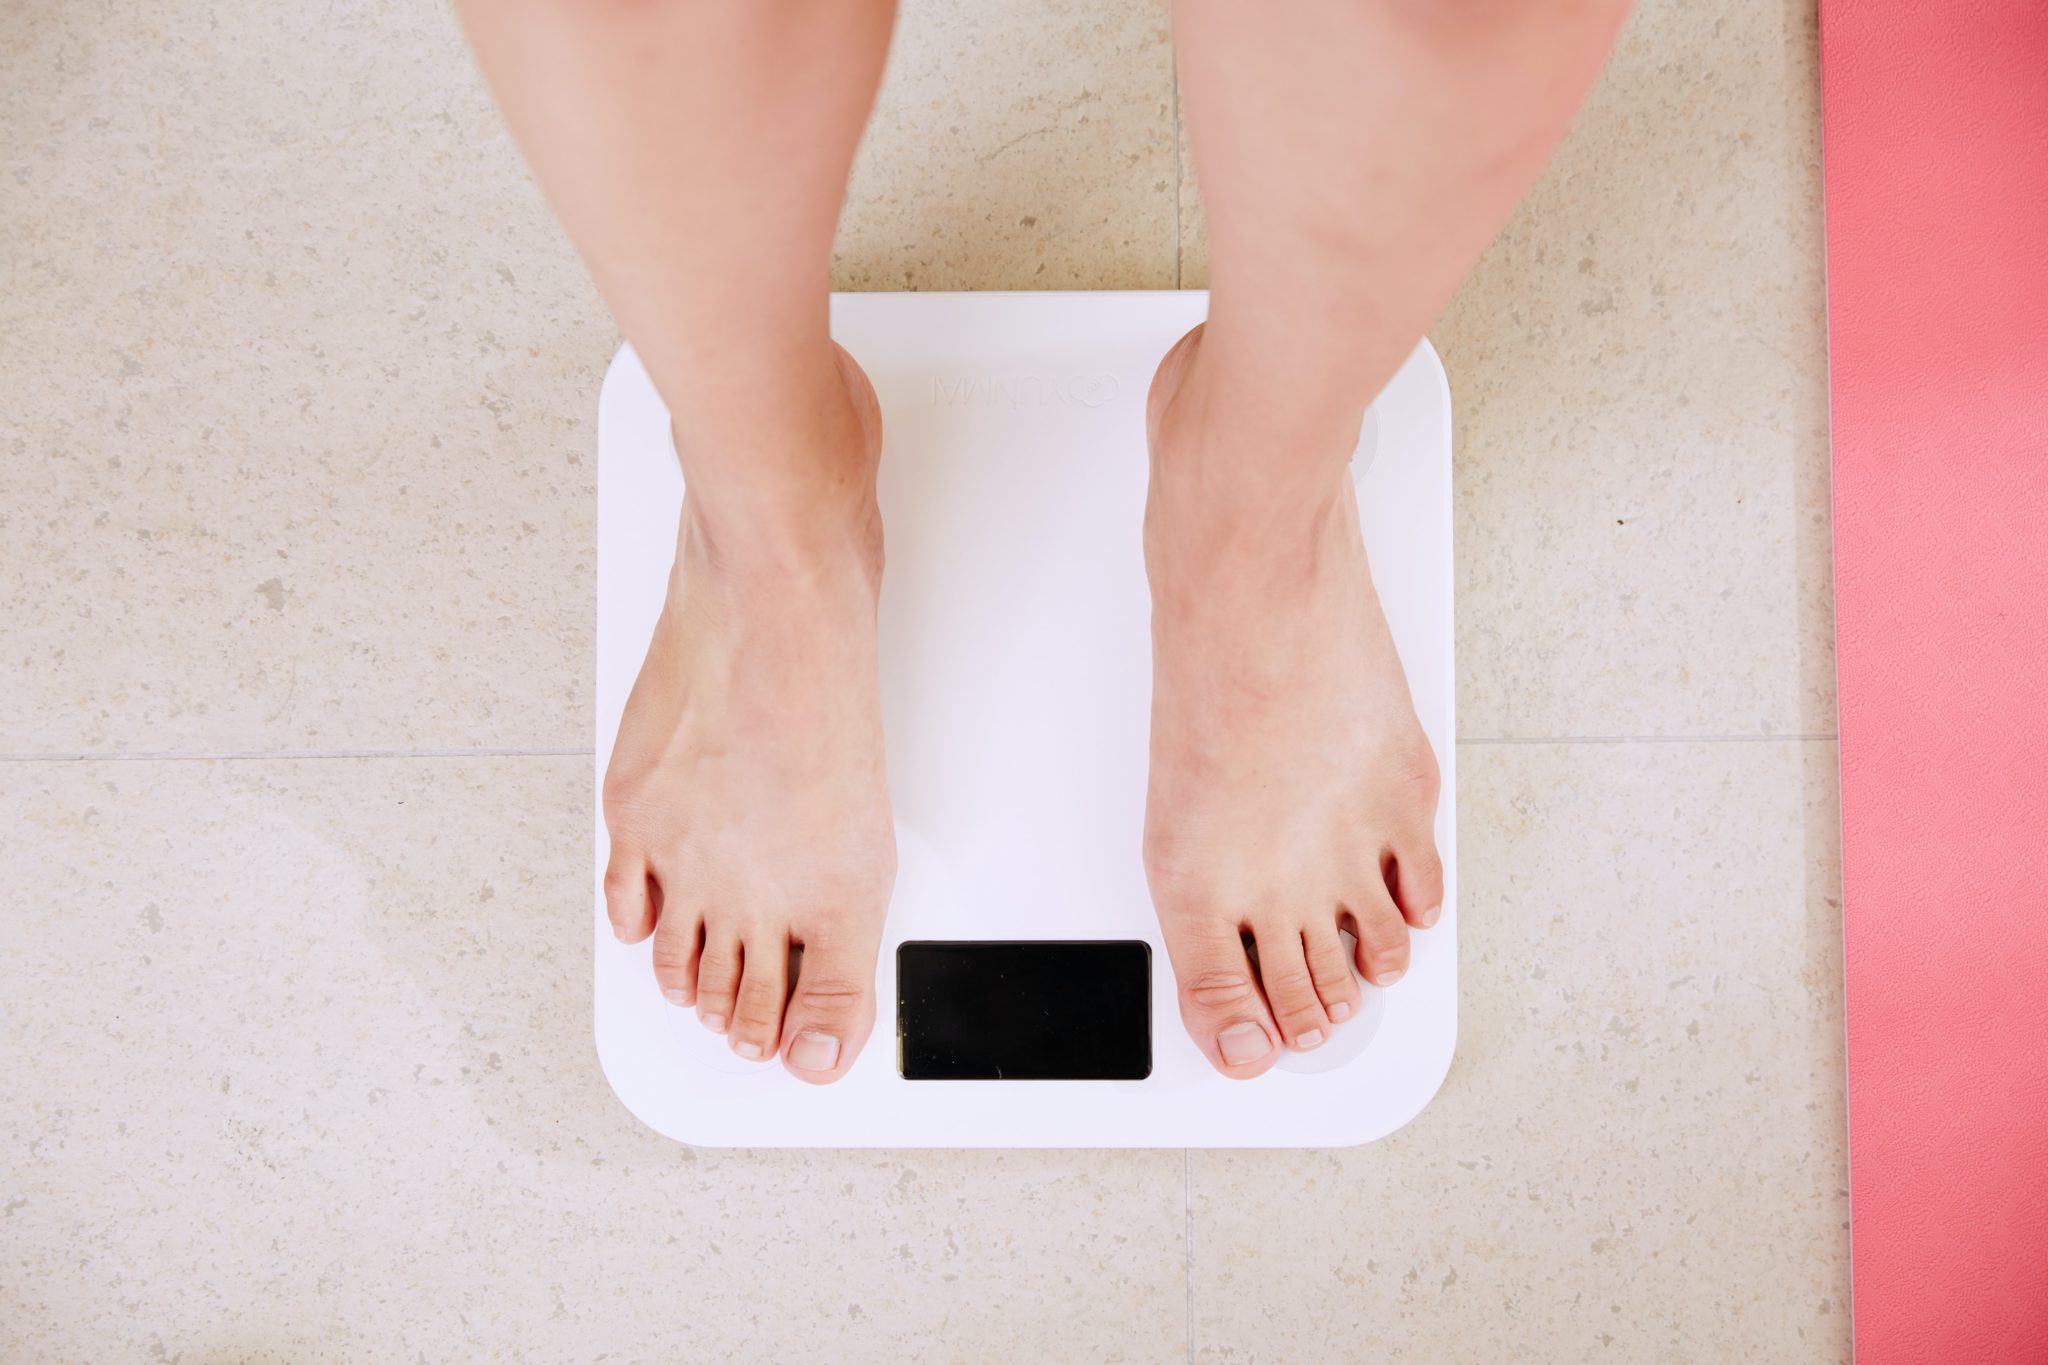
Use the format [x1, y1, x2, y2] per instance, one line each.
[896, 940, 1152, 1081]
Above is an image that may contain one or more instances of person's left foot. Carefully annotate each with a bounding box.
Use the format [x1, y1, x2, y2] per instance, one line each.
[1142, 325, 1445, 1079]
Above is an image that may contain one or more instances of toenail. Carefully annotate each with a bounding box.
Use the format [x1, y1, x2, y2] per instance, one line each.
[1328, 1001, 1353, 1023]
[611, 921, 632, 942]
[1377, 968, 1405, 987]
[733, 1040, 764, 1060]
[1296, 1029, 1325, 1050]
[1218, 1022, 1273, 1066]
[789, 1032, 841, 1071]
[662, 988, 688, 1006]
[702, 1013, 728, 1033]
[1420, 904, 1441, 928]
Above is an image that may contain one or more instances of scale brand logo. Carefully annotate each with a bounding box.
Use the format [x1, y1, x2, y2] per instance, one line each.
[930, 372, 1121, 409]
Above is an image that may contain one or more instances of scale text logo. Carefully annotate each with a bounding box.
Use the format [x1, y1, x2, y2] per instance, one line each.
[930, 372, 1121, 409]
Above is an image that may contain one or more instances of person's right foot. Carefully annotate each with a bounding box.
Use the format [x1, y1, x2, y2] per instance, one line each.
[602, 344, 896, 1084]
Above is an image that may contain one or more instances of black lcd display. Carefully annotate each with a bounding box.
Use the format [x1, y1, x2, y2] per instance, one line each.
[896, 940, 1152, 1081]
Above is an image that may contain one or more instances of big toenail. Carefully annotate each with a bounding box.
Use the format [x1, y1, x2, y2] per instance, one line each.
[1297, 1029, 1325, 1050]
[611, 921, 632, 942]
[1218, 1022, 1272, 1065]
[702, 1013, 728, 1033]
[734, 1041, 764, 1060]
[662, 988, 687, 1006]
[1328, 1001, 1354, 1023]
[1420, 904, 1442, 928]
[1377, 968, 1405, 986]
[789, 1032, 841, 1071]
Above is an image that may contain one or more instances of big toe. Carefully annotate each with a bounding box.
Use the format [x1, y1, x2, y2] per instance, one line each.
[778, 930, 880, 1085]
[1164, 914, 1281, 1079]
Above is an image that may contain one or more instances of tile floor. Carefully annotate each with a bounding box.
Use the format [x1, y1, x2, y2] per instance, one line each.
[1, 0, 1846, 1359]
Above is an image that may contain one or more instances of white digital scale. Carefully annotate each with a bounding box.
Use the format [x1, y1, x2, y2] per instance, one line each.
[594, 291, 1455, 1147]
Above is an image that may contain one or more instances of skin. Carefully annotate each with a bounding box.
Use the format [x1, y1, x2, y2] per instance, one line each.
[1146, 0, 1633, 1076]
[456, 0, 1630, 1082]
[455, 0, 900, 1080]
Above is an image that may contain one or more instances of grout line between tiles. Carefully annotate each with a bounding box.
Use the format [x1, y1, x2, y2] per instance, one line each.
[1184, 1147, 1195, 1365]
[0, 746, 594, 763]
[0, 735, 1837, 765]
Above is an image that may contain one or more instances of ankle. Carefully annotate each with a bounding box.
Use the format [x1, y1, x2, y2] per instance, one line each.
[679, 484, 884, 596]
[664, 342, 885, 588]
[1158, 321, 1375, 464]
[1148, 389, 1355, 547]
[1146, 327, 1367, 600]
[1151, 339, 1367, 533]
[1145, 474, 1349, 604]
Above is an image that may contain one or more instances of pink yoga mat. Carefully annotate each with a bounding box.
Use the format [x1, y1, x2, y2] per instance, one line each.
[1821, 1, 2048, 1359]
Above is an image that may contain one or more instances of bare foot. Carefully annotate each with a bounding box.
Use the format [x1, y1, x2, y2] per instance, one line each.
[602, 345, 896, 1084]
[1143, 325, 1444, 1079]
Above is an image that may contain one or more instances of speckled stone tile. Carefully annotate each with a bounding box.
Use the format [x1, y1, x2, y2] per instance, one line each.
[1179, 0, 1834, 742]
[839, 0, 1177, 292]
[0, 0, 614, 756]
[0, 758, 1188, 1363]
[0, 0, 1178, 759]
[1189, 739, 1850, 1363]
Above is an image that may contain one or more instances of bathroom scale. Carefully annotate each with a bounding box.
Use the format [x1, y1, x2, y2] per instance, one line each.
[593, 291, 1456, 1147]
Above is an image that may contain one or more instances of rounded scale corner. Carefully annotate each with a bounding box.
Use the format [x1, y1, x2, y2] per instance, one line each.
[1408, 336, 1453, 428]
[591, 1021, 663, 1142]
[1311, 995, 1459, 1149]
[1375, 1016, 1462, 1148]
[1412, 1009, 1461, 1113]
[591, 995, 721, 1150]
[598, 341, 643, 407]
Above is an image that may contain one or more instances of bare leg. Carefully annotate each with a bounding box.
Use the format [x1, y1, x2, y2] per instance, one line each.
[1150, 0, 1630, 1076]
[457, 0, 899, 1082]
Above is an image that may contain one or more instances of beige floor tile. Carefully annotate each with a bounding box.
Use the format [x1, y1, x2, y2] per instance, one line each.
[1, 757, 1187, 1363]
[1, 0, 613, 756]
[842, 0, 1178, 292]
[1188, 739, 1849, 1362]
[1, 0, 1178, 758]
[1173, 83, 1203, 290]
[1179, 0, 1834, 741]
